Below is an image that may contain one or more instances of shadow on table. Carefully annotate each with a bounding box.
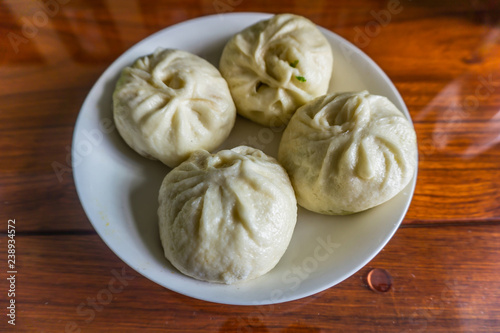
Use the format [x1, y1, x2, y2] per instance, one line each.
[96, 70, 172, 269]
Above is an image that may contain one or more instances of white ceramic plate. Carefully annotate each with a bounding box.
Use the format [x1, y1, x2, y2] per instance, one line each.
[73, 12, 417, 305]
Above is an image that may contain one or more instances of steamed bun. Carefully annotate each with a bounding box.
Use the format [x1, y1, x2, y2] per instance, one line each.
[158, 146, 297, 284]
[219, 14, 333, 127]
[278, 91, 417, 215]
[113, 48, 236, 168]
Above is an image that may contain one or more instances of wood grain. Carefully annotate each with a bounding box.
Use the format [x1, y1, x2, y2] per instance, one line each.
[1, 225, 499, 332]
[0, 0, 499, 331]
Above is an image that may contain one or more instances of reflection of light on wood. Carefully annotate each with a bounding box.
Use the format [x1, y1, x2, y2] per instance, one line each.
[462, 107, 500, 157]
[463, 23, 500, 63]
[416, 72, 500, 158]
[136, 1, 189, 30]
[414, 26, 500, 159]
[4, 0, 70, 64]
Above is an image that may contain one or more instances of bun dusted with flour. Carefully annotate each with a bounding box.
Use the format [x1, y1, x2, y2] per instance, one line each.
[278, 91, 417, 215]
[220, 14, 333, 127]
[158, 146, 297, 284]
[113, 48, 236, 168]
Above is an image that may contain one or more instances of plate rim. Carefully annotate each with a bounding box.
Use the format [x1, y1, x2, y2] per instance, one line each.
[72, 12, 418, 305]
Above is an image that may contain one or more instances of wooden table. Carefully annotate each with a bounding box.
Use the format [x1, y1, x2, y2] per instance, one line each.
[1, 0, 499, 331]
